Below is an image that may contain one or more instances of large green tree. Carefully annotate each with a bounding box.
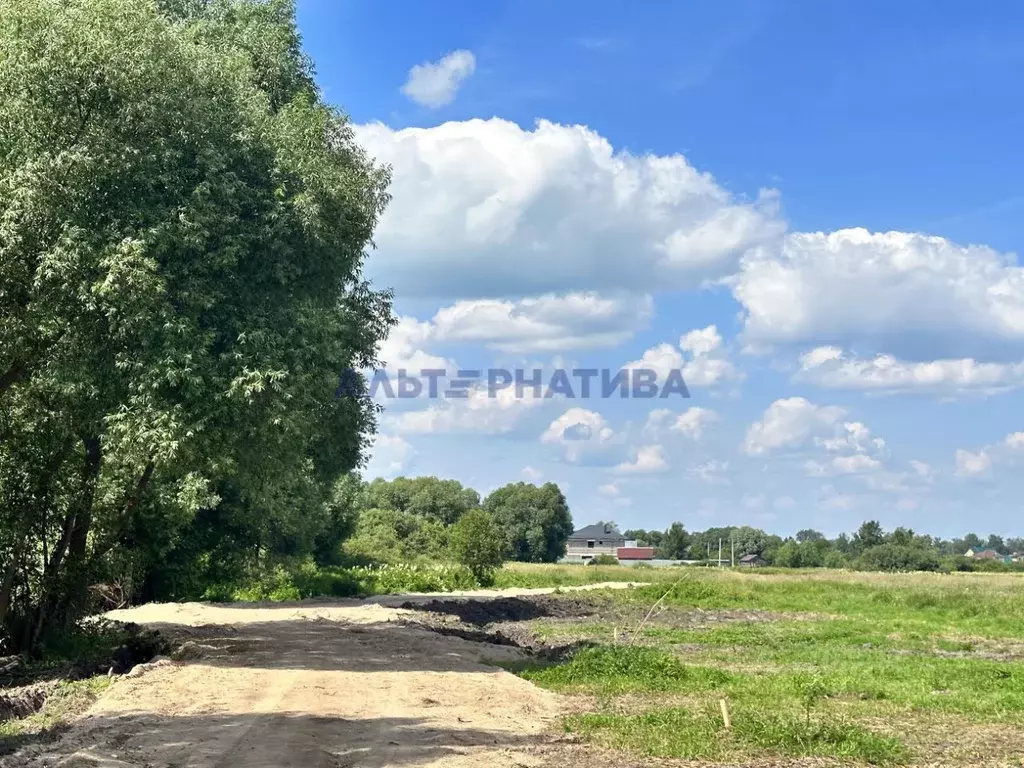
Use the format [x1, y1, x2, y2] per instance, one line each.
[0, 0, 392, 649]
[483, 482, 573, 563]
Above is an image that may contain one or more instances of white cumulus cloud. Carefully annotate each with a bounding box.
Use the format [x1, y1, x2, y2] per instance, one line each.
[521, 465, 543, 481]
[671, 406, 720, 440]
[615, 444, 669, 474]
[541, 407, 615, 461]
[742, 398, 846, 456]
[354, 119, 784, 298]
[388, 384, 546, 435]
[623, 324, 742, 391]
[797, 347, 1024, 394]
[734, 228, 1024, 361]
[432, 292, 653, 352]
[376, 316, 452, 373]
[955, 448, 992, 478]
[401, 50, 476, 108]
[363, 434, 414, 478]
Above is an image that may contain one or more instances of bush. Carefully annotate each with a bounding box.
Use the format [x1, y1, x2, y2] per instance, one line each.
[366, 563, 479, 593]
[822, 550, 849, 569]
[448, 509, 505, 585]
[199, 561, 483, 601]
[291, 561, 366, 598]
[590, 554, 619, 566]
[856, 544, 941, 572]
[224, 565, 302, 602]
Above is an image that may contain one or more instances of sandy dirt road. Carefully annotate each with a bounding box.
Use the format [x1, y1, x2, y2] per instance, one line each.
[9, 584, 643, 768]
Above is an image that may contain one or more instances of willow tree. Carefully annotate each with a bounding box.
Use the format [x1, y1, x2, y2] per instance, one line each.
[0, 0, 393, 649]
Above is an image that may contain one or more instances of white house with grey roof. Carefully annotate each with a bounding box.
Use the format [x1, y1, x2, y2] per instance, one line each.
[563, 523, 631, 562]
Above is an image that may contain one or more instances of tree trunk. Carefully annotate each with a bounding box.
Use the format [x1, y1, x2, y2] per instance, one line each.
[0, 549, 19, 629]
[58, 435, 102, 632]
[31, 435, 101, 648]
[88, 460, 155, 564]
[0, 436, 74, 630]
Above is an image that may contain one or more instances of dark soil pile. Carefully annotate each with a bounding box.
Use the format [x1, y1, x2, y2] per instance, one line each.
[399, 594, 603, 625]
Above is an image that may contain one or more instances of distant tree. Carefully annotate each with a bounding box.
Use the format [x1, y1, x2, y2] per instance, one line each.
[858, 544, 940, 573]
[449, 509, 505, 585]
[962, 533, 984, 551]
[775, 538, 830, 568]
[626, 529, 664, 548]
[312, 474, 365, 565]
[483, 482, 573, 562]
[1007, 537, 1024, 554]
[732, 526, 769, 556]
[659, 523, 691, 559]
[889, 527, 915, 547]
[823, 550, 849, 569]
[343, 508, 448, 564]
[796, 529, 826, 543]
[365, 477, 480, 525]
[774, 541, 803, 568]
[987, 534, 1007, 554]
[761, 534, 785, 564]
[833, 533, 854, 554]
[854, 521, 885, 552]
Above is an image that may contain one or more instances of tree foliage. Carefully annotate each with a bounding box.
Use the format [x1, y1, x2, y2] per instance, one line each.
[659, 523, 691, 560]
[364, 476, 480, 526]
[0, 0, 393, 650]
[448, 509, 504, 585]
[483, 482, 574, 563]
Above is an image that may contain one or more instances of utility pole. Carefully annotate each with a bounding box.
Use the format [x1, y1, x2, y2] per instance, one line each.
[731, 534, 735, 568]
[718, 538, 723, 568]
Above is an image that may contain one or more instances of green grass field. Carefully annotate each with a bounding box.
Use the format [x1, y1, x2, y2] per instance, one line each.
[503, 566, 1024, 766]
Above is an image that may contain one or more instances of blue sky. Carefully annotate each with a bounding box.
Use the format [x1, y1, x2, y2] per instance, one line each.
[298, 0, 1024, 538]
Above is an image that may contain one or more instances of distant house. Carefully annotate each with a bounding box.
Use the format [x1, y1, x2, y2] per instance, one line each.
[738, 553, 767, 568]
[965, 548, 1003, 560]
[564, 523, 626, 562]
[965, 548, 1014, 564]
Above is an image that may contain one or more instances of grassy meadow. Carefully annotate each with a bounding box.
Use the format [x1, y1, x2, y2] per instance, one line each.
[502, 565, 1024, 766]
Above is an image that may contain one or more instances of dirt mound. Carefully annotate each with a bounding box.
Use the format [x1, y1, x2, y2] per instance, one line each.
[400, 594, 600, 625]
[0, 683, 54, 722]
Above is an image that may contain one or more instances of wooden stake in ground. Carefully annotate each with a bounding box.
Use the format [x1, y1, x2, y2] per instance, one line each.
[719, 698, 732, 730]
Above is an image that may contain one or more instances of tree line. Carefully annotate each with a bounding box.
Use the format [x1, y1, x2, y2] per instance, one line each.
[623, 522, 1024, 571]
[339, 476, 573, 569]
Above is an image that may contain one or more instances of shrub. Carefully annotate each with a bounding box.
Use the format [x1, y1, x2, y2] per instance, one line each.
[369, 563, 478, 593]
[590, 554, 619, 566]
[857, 544, 940, 572]
[448, 509, 505, 585]
[823, 550, 849, 569]
[227, 565, 301, 602]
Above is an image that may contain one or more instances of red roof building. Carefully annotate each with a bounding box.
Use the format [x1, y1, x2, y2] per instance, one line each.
[617, 546, 655, 561]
